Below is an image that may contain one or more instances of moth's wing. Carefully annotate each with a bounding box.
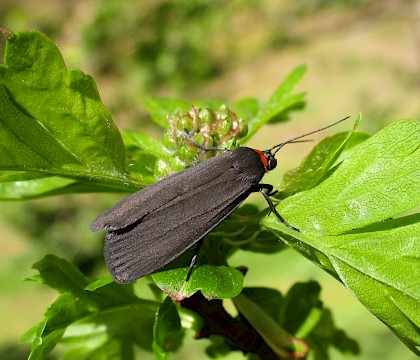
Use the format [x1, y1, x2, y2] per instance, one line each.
[105, 167, 258, 283]
[105, 149, 266, 283]
[90, 152, 235, 231]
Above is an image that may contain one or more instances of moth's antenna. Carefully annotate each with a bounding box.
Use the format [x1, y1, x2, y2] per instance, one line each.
[270, 116, 350, 155]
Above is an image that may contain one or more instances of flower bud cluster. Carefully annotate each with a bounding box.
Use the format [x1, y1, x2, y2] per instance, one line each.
[159, 105, 247, 175]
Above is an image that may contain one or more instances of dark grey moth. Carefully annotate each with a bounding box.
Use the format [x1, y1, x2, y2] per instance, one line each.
[91, 118, 348, 283]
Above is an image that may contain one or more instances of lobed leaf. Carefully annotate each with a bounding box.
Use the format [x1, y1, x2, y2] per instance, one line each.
[278, 115, 364, 197]
[153, 297, 184, 357]
[24, 255, 160, 359]
[278, 119, 420, 233]
[262, 119, 420, 351]
[0, 31, 126, 176]
[122, 129, 168, 160]
[0, 30, 131, 196]
[30, 254, 88, 295]
[152, 265, 244, 301]
[233, 98, 260, 124]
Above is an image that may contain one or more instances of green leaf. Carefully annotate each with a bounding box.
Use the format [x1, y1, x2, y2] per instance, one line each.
[0, 30, 129, 193]
[122, 130, 168, 160]
[278, 119, 420, 233]
[31, 256, 140, 311]
[30, 254, 88, 295]
[25, 255, 161, 359]
[262, 119, 420, 352]
[60, 304, 157, 355]
[27, 322, 66, 360]
[233, 98, 260, 123]
[84, 276, 115, 291]
[122, 129, 171, 182]
[150, 235, 244, 300]
[23, 293, 90, 359]
[41, 293, 90, 335]
[0, 85, 80, 167]
[242, 64, 307, 142]
[153, 297, 184, 357]
[333, 131, 372, 164]
[324, 219, 420, 354]
[152, 265, 244, 301]
[61, 338, 134, 360]
[0, 176, 76, 199]
[278, 115, 362, 197]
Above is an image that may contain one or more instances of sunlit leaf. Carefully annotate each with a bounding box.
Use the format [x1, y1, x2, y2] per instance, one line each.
[263, 119, 420, 351]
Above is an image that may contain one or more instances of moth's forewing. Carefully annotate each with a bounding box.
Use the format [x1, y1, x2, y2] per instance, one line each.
[92, 148, 266, 283]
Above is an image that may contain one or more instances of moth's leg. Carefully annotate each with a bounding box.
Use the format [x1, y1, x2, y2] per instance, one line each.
[256, 184, 300, 232]
[182, 129, 229, 152]
[185, 239, 204, 282]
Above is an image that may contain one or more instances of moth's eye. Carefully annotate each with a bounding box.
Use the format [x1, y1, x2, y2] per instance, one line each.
[264, 152, 277, 170]
[268, 156, 277, 170]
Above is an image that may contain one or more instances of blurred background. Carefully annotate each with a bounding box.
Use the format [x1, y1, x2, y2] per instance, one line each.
[0, 0, 419, 359]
